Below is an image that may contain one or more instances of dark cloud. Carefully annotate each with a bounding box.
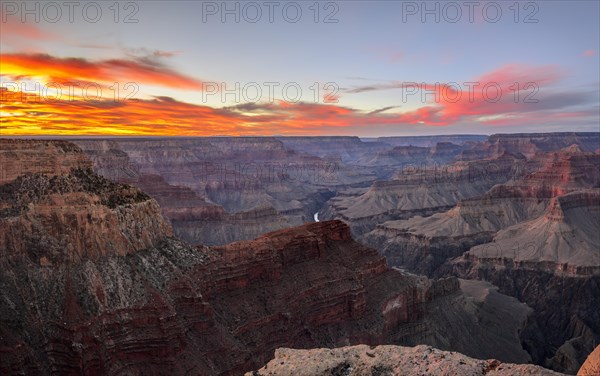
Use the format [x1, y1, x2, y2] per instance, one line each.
[367, 106, 399, 115]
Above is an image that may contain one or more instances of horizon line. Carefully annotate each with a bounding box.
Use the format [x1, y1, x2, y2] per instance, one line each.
[2, 132, 600, 139]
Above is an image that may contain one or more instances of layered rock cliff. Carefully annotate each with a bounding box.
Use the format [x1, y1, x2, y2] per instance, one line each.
[276, 136, 387, 164]
[463, 189, 600, 271]
[0, 139, 547, 375]
[375, 134, 487, 148]
[459, 132, 599, 160]
[68, 134, 598, 249]
[362, 148, 599, 275]
[1, 218, 539, 375]
[321, 153, 526, 237]
[357, 146, 600, 374]
[0, 139, 92, 184]
[448, 189, 600, 373]
[125, 173, 298, 246]
[0, 139, 172, 262]
[353, 141, 470, 169]
[73, 138, 365, 245]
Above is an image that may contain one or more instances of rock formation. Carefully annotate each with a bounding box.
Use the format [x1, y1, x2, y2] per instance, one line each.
[362, 147, 599, 275]
[0, 139, 172, 262]
[73, 138, 367, 245]
[463, 189, 600, 271]
[1, 209, 535, 374]
[354, 145, 600, 373]
[277, 136, 388, 164]
[375, 134, 487, 148]
[2, 135, 596, 375]
[459, 132, 599, 161]
[578, 345, 600, 376]
[0, 139, 92, 184]
[69, 133, 598, 248]
[449, 189, 600, 373]
[321, 152, 526, 236]
[248, 344, 566, 376]
[1, 138, 551, 375]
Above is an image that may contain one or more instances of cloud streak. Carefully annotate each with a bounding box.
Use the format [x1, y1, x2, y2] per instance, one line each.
[1, 53, 204, 90]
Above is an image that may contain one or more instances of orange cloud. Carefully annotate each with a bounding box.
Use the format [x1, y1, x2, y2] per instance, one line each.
[1, 61, 595, 136]
[0, 53, 204, 90]
[0, 87, 386, 135]
[0, 89, 241, 135]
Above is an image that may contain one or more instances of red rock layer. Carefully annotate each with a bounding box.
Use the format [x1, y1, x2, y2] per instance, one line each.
[0, 139, 173, 262]
[0, 219, 461, 375]
[0, 139, 92, 184]
[0, 141, 461, 375]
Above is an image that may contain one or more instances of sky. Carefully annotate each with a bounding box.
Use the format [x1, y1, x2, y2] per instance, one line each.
[0, 0, 599, 136]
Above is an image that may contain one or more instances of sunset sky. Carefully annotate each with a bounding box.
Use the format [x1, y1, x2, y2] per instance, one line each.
[1, 0, 599, 136]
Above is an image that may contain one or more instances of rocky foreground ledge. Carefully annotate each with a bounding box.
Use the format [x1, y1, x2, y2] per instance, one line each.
[247, 344, 567, 376]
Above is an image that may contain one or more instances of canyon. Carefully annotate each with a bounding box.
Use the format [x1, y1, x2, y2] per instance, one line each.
[69, 134, 546, 245]
[0, 139, 534, 374]
[362, 146, 599, 274]
[72, 137, 362, 246]
[1, 134, 598, 375]
[354, 139, 600, 373]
